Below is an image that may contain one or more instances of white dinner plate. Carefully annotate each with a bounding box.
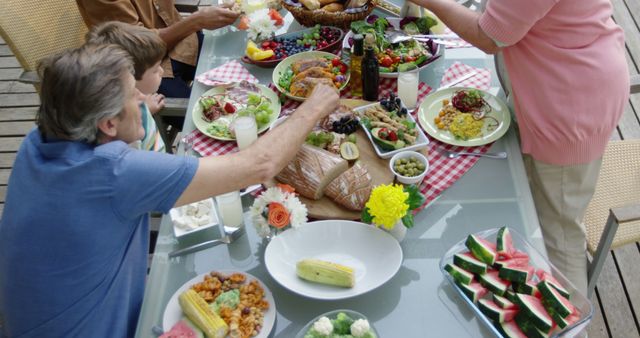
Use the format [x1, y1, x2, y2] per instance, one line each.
[162, 270, 276, 337]
[264, 220, 403, 300]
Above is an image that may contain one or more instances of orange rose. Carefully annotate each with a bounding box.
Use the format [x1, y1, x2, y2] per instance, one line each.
[276, 183, 296, 195]
[268, 202, 290, 229]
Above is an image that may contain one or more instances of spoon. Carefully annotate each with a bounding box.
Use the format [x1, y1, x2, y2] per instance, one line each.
[445, 151, 507, 159]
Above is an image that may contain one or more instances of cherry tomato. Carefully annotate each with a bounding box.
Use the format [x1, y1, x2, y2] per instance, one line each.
[392, 56, 401, 64]
[339, 64, 348, 74]
[380, 56, 393, 68]
[331, 57, 341, 67]
[405, 55, 416, 62]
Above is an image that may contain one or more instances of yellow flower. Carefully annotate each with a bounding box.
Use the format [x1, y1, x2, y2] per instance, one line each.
[365, 184, 409, 230]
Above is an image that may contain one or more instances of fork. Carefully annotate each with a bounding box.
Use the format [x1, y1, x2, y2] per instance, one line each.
[168, 226, 245, 258]
[445, 150, 508, 159]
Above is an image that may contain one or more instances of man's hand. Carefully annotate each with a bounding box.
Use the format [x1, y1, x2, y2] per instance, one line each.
[304, 84, 340, 119]
[145, 93, 166, 115]
[195, 6, 241, 31]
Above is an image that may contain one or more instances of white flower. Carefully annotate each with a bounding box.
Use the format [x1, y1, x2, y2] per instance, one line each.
[247, 9, 276, 41]
[350, 319, 371, 337]
[312, 316, 333, 335]
[284, 194, 307, 228]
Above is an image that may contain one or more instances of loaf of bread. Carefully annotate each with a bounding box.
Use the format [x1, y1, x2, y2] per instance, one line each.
[324, 162, 372, 210]
[345, 0, 368, 9]
[318, 0, 340, 5]
[276, 144, 348, 200]
[300, 0, 321, 10]
[321, 3, 344, 12]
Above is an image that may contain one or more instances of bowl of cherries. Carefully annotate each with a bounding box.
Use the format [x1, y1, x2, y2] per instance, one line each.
[242, 25, 344, 67]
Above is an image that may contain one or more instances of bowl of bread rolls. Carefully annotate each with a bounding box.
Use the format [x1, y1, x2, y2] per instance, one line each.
[281, 0, 376, 29]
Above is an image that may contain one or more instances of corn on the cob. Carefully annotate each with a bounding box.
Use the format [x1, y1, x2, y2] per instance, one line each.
[178, 289, 229, 338]
[296, 258, 355, 288]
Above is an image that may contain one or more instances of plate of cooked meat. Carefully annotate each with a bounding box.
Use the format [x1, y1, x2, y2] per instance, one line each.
[272, 51, 350, 102]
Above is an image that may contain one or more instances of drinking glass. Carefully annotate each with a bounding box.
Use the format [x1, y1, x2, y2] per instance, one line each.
[234, 116, 258, 150]
[397, 69, 420, 110]
[215, 191, 244, 228]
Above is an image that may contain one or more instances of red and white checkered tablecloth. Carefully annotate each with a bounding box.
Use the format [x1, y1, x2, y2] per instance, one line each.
[442, 28, 473, 49]
[195, 60, 258, 86]
[187, 61, 493, 212]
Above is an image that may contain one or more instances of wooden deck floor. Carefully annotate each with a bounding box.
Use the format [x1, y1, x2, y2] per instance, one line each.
[1, 2, 639, 336]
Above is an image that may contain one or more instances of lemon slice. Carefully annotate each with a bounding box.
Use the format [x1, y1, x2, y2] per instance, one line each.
[340, 142, 359, 161]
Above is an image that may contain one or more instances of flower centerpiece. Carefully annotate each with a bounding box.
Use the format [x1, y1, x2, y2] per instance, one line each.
[237, 5, 284, 42]
[250, 184, 307, 238]
[361, 184, 425, 239]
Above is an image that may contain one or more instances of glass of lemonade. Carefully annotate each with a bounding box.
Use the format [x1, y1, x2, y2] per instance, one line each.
[215, 191, 244, 228]
[234, 116, 258, 150]
[397, 69, 420, 110]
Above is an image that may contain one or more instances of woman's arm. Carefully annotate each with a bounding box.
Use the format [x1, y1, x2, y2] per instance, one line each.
[410, 0, 500, 54]
[175, 85, 340, 206]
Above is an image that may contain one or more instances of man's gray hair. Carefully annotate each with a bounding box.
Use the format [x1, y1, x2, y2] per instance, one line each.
[36, 44, 134, 143]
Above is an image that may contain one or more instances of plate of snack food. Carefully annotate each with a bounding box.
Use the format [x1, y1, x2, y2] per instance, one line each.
[440, 226, 593, 338]
[417, 87, 511, 147]
[162, 270, 276, 338]
[264, 220, 403, 300]
[272, 51, 350, 102]
[243, 25, 344, 67]
[343, 15, 443, 78]
[272, 101, 394, 220]
[354, 93, 430, 159]
[192, 81, 281, 140]
[169, 198, 219, 238]
[295, 309, 379, 338]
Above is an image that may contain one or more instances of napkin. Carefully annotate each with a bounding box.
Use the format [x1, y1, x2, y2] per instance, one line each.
[440, 62, 491, 90]
[195, 60, 258, 86]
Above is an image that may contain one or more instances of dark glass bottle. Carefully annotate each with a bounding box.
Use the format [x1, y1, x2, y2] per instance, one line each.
[361, 46, 379, 101]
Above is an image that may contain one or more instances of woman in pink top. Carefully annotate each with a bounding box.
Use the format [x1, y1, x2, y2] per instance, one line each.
[410, 0, 629, 295]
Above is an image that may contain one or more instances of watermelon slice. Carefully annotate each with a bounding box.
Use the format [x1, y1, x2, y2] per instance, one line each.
[493, 294, 518, 310]
[445, 263, 474, 285]
[160, 319, 205, 338]
[504, 290, 519, 303]
[513, 280, 541, 298]
[514, 312, 550, 338]
[499, 265, 535, 284]
[466, 234, 498, 265]
[496, 226, 515, 257]
[538, 280, 575, 318]
[456, 281, 488, 303]
[496, 320, 528, 338]
[454, 252, 488, 275]
[478, 299, 518, 323]
[553, 310, 581, 329]
[514, 294, 553, 333]
[479, 270, 510, 296]
[536, 269, 571, 299]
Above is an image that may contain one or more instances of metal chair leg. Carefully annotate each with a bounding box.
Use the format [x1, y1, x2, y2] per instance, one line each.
[587, 210, 619, 298]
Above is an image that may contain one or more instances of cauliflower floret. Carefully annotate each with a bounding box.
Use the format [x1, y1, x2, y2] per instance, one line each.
[312, 316, 333, 336]
[350, 318, 371, 337]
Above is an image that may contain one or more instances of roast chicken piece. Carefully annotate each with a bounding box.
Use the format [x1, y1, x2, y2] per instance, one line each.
[291, 58, 330, 73]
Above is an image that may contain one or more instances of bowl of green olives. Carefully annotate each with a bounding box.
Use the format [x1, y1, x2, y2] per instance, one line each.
[389, 151, 429, 184]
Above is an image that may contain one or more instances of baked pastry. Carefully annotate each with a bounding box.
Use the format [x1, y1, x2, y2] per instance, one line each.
[324, 162, 372, 210]
[321, 3, 344, 12]
[345, 0, 368, 9]
[318, 0, 340, 5]
[299, 0, 321, 10]
[276, 144, 348, 200]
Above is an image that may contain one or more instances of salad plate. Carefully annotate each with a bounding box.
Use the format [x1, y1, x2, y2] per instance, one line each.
[264, 220, 403, 300]
[162, 270, 276, 338]
[272, 51, 350, 102]
[192, 82, 281, 141]
[343, 16, 444, 78]
[417, 87, 511, 147]
[440, 228, 593, 337]
[294, 309, 379, 338]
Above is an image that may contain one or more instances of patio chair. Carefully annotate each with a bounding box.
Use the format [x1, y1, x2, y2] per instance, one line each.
[0, 0, 190, 152]
[582, 139, 640, 298]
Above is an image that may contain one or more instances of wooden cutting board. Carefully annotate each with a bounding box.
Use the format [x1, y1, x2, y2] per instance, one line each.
[272, 99, 395, 220]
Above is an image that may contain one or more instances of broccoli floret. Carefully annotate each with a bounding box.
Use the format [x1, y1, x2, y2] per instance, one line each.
[331, 312, 355, 334]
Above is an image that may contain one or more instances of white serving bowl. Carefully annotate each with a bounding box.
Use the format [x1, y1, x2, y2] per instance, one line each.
[389, 151, 429, 185]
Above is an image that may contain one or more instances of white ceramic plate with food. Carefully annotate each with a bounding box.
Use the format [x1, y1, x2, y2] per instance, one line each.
[264, 220, 403, 300]
[354, 102, 430, 159]
[162, 270, 276, 337]
[417, 87, 511, 147]
[192, 82, 281, 141]
[169, 198, 220, 238]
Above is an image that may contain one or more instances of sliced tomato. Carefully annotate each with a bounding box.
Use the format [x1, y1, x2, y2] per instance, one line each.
[331, 57, 341, 67]
[387, 130, 398, 141]
[380, 56, 393, 67]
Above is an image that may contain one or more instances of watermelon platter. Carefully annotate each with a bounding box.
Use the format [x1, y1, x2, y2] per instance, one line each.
[439, 227, 593, 338]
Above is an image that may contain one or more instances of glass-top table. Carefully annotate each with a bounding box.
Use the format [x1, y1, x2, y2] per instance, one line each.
[135, 5, 543, 338]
